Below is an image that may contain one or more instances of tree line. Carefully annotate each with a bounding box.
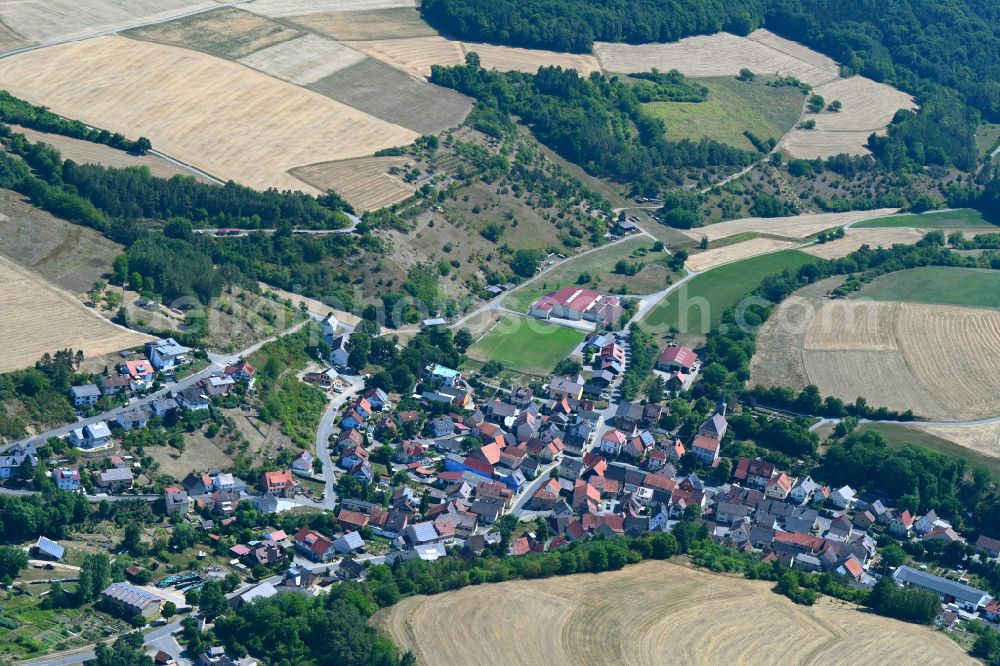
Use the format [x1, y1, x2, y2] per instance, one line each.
[431, 57, 755, 192]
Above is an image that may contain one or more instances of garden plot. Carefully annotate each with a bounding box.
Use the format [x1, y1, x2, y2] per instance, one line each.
[308, 57, 472, 134]
[238, 34, 366, 85]
[245, 0, 416, 18]
[595, 31, 838, 87]
[0, 0, 216, 43]
[683, 208, 899, 242]
[0, 36, 418, 194]
[685, 237, 799, 271]
[124, 7, 302, 60]
[290, 156, 415, 213]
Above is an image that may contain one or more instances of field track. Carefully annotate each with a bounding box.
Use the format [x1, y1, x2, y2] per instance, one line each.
[684, 208, 899, 242]
[0, 36, 418, 194]
[375, 560, 973, 666]
[0, 0, 216, 44]
[0, 254, 151, 373]
[754, 298, 1000, 421]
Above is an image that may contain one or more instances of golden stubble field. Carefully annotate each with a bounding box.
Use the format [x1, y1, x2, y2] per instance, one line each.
[683, 208, 900, 242]
[752, 297, 1000, 421]
[290, 156, 415, 212]
[0, 254, 151, 373]
[0, 35, 418, 194]
[685, 237, 799, 271]
[375, 560, 973, 666]
[801, 227, 927, 259]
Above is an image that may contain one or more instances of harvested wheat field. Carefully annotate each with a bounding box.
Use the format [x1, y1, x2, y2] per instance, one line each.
[781, 76, 916, 158]
[913, 423, 1000, 460]
[124, 7, 301, 60]
[0, 21, 30, 52]
[754, 298, 1000, 421]
[0, 0, 216, 44]
[287, 8, 437, 41]
[685, 237, 799, 271]
[595, 30, 838, 87]
[290, 156, 414, 212]
[746, 29, 839, 73]
[375, 560, 972, 666]
[308, 58, 471, 134]
[0, 254, 151, 373]
[11, 126, 211, 183]
[802, 228, 926, 259]
[0, 36, 418, 193]
[238, 34, 366, 85]
[684, 208, 899, 242]
[246, 0, 416, 19]
[344, 36, 465, 78]
[464, 42, 602, 75]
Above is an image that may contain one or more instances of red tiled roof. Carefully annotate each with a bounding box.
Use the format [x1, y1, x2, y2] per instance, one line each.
[657, 346, 697, 369]
[841, 555, 863, 579]
[774, 531, 825, 550]
[691, 433, 719, 453]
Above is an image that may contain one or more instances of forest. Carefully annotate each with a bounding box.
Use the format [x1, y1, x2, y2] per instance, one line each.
[431, 57, 755, 190]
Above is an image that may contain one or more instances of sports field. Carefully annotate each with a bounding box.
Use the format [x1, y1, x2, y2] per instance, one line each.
[466, 314, 584, 375]
[854, 208, 998, 229]
[0, 254, 151, 373]
[375, 560, 973, 666]
[0, 36, 418, 194]
[644, 77, 804, 151]
[851, 267, 999, 309]
[643, 250, 818, 334]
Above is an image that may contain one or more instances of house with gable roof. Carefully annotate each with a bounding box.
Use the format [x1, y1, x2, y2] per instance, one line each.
[691, 409, 727, 467]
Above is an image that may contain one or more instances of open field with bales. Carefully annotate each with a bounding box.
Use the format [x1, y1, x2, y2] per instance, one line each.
[124, 7, 301, 60]
[851, 267, 1000, 308]
[780, 76, 916, 158]
[685, 237, 800, 271]
[466, 314, 584, 376]
[245, 0, 417, 18]
[801, 228, 926, 259]
[643, 250, 818, 336]
[644, 76, 805, 151]
[684, 208, 899, 242]
[10, 125, 210, 182]
[308, 57, 472, 134]
[595, 29, 839, 86]
[0, 253, 151, 373]
[0, 189, 122, 294]
[238, 33, 366, 85]
[290, 156, 415, 213]
[288, 8, 438, 41]
[0, 35, 418, 194]
[854, 208, 998, 229]
[753, 296, 1000, 421]
[375, 560, 973, 666]
[0, 0, 215, 44]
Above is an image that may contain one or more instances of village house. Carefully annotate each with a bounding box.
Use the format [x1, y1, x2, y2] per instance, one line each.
[53, 467, 81, 491]
[262, 470, 297, 497]
[123, 359, 154, 387]
[764, 472, 795, 500]
[293, 528, 336, 562]
[68, 421, 112, 449]
[224, 361, 257, 390]
[330, 335, 352, 367]
[96, 467, 134, 492]
[599, 429, 628, 456]
[690, 408, 727, 467]
[975, 535, 1000, 558]
[147, 338, 191, 371]
[548, 377, 584, 401]
[829, 485, 856, 510]
[115, 407, 151, 432]
[333, 531, 365, 554]
[164, 486, 190, 515]
[69, 384, 101, 407]
[291, 450, 314, 474]
[889, 509, 915, 538]
[175, 388, 210, 411]
[0, 442, 36, 479]
[99, 374, 131, 397]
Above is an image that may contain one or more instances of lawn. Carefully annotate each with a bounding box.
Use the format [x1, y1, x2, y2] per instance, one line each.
[851, 267, 1000, 309]
[853, 208, 997, 229]
[859, 423, 1000, 479]
[466, 314, 584, 375]
[643, 76, 805, 151]
[503, 236, 677, 312]
[642, 250, 818, 335]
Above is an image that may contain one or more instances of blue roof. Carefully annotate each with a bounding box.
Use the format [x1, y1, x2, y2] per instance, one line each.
[102, 582, 162, 609]
[36, 536, 65, 559]
[431, 364, 459, 378]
